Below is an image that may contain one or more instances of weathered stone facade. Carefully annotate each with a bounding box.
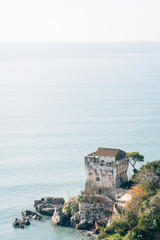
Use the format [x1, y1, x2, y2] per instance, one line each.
[85, 147, 129, 196]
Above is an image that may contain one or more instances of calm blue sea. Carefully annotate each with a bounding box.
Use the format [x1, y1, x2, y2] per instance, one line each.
[0, 42, 160, 240]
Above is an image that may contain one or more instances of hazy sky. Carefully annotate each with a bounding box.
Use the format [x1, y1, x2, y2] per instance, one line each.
[0, 0, 160, 42]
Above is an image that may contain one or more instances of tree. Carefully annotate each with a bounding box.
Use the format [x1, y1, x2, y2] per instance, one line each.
[126, 152, 144, 174]
[126, 186, 147, 210]
[135, 160, 160, 196]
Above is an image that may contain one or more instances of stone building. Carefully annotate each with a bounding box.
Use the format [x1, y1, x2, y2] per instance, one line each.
[85, 147, 129, 196]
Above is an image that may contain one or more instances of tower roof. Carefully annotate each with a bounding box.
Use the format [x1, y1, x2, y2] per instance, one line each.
[88, 147, 123, 157]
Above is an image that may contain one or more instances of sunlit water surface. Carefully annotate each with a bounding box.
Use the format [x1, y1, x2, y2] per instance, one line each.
[0, 42, 160, 240]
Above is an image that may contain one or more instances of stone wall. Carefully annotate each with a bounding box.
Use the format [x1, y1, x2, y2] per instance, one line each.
[85, 156, 129, 195]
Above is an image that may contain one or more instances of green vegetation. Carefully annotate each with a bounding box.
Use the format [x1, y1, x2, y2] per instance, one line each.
[64, 199, 79, 216]
[97, 160, 160, 240]
[64, 191, 98, 217]
[77, 191, 96, 203]
[126, 152, 144, 174]
[134, 160, 160, 196]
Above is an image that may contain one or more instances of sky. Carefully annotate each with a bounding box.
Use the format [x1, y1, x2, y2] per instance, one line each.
[0, 0, 160, 42]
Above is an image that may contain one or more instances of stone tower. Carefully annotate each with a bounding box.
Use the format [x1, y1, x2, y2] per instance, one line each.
[85, 147, 129, 196]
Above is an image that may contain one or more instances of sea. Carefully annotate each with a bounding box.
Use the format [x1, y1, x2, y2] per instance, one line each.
[0, 42, 160, 240]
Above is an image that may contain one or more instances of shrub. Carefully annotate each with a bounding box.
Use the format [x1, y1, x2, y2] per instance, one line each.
[97, 160, 160, 240]
[64, 200, 79, 216]
[77, 191, 96, 203]
[105, 217, 130, 235]
[97, 231, 107, 240]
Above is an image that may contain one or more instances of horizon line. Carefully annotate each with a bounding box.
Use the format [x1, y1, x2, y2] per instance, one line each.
[0, 40, 160, 44]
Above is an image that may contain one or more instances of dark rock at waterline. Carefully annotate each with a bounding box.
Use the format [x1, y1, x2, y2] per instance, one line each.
[34, 197, 65, 216]
[38, 207, 56, 216]
[70, 213, 94, 230]
[78, 220, 94, 230]
[12, 217, 30, 228]
[13, 210, 42, 228]
[22, 210, 42, 220]
[85, 232, 91, 236]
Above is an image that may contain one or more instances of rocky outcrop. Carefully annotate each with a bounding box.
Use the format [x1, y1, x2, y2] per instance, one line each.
[51, 201, 112, 230]
[70, 202, 112, 230]
[13, 195, 113, 232]
[13, 210, 41, 228]
[52, 206, 70, 226]
[34, 197, 65, 216]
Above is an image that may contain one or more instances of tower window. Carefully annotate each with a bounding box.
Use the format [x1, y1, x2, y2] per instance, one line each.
[98, 189, 102, 195]
[96, 177, 100, 181]
[100, 160, 105, 166]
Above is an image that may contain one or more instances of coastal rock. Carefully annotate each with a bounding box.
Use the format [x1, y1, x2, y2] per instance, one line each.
[22, 210, 41, 220]
[70, 202, 112, 230]
[13, 210, 42, 229]
[38, 207, 56, 216]
[52, 206, 70, 226]
[12, 217, 30, 228]
[34, 197, 65, 216]
[70, 212, 94, 229]
[85, 232, 91, 236]
[77, 219, 94, 230]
